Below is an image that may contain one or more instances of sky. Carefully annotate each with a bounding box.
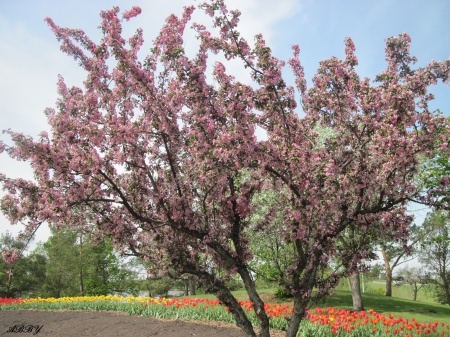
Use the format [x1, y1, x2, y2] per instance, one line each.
[0, 0, 449, 252]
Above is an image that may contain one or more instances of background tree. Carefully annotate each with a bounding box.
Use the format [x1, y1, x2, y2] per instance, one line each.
[396, 265, 429, 301]
[418, 210, 450, 305]
[363, 263, 384, 281]
[1, 1, 450, 336]
[39, 228, 80, 297]
[82, 238, 140, 296]
[379, 224, 425, 297]
[140, 276, 174, 297]
[247, 185, 294, 295]
[415, 114, 450, 209]
[40, 228, 138, 297]
[134, 257, 184, 298]
[337, 228, 378, 311]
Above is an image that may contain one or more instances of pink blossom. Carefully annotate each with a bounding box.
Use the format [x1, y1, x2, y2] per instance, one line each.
[1, 248, 19, 265]
[122, 6, 142, 22]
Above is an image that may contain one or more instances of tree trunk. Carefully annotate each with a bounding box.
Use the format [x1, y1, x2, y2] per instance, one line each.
[381, 246, 392, 296]
[188, 276, 196, 295]
[285, 263, 321, 337]
[347, 273, 364, 311]
[285, 294, 308, 337]
[184, 280, 189, 296]
[6, 269, 12, 297]
[412, 284, 418, 301]
[79, 231, 84, 296]
[185, 264, 260, 337]
[238, 267, 270, 337]
[385, 269, 392, 297]
[206, 278, 257, 337]
[441, 273, 450, 305]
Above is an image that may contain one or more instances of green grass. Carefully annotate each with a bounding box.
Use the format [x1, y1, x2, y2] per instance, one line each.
[362, 280, 435, 303]
[187, 288, 249, 301]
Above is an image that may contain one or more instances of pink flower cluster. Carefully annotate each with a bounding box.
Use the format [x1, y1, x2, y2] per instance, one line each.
[122, 6, 142, 22]
[1, 248, 19, 265]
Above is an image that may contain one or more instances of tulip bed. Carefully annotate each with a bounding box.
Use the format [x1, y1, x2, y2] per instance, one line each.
[1, 296, 449, 336]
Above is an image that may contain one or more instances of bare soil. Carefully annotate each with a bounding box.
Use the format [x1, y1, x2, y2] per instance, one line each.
[0, 309, 286, 337]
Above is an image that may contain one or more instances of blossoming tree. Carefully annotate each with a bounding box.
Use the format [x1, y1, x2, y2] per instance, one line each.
[1, 1, 450, 336]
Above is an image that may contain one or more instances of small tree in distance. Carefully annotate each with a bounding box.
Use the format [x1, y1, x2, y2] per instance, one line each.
[396, 265, 429, 301]
[1, 1, 450, 336]
[380, 224, 426, 297]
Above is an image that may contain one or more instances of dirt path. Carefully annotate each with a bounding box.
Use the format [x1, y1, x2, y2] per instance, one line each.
[0, 310, 286, 337]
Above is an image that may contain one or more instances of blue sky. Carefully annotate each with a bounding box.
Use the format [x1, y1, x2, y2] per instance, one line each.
[0, 0, 449, 247]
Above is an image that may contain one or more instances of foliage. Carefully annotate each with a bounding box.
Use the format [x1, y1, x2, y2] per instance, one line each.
[247, 187, 295, 289]
[225, 275, 245, 291]
[1, 1, 450, 336]
[254, 278, 276, 289]
[416, 117, 450, 209]
[379, 224, 426, 297]
[372, 287, 386, 296]
[432, 274, 450, 305]
[364, 263, 385, 281]
[0, 232, 46, 298]
[39, 228, 139, 298]
[274, 286, 293, 300]
[81, 239, 140, 296]
[396, 265, 430, 301]
[139, 276, 174, 297]
[38, 228, 79, 297]
[418, 210, 450, 305]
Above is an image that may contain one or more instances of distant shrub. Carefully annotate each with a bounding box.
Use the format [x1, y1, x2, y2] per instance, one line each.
[371, 287, 385, 295]
[255, 278, 275, 289]
[225, 278, 244, 291]
[274, 286, 292, 300]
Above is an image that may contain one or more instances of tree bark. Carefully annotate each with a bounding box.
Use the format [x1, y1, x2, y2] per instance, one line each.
[238, 267, 270, 337]
[184, 280, 189, 296]
[79, 231, 84, 296]
[441, 273, 450, 305]
[208, 279, 258, 337]
[381, 246, 392, 296]
[216, 292, 257, 337]
[6, 269, 12, 297]
[412, 284, 417, 301]
[285, 262, 319, 337]
[188, 276, 196, 295]
[185, 265, 258, 337]
[347, 273, 364, 311]
[285, 294, 308, 337]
